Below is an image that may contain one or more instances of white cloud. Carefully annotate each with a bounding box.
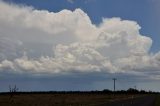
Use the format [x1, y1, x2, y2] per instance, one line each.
[0, 1, 98, 44]
[0, 1, 160, 79]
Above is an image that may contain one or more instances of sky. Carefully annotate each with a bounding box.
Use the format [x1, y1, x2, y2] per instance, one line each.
[0, 0, 160, 92]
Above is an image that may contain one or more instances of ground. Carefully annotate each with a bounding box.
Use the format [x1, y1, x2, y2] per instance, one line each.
[0, 93, 158, 106]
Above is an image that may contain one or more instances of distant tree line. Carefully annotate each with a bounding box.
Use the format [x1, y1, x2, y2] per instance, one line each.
[103, 88, 159, 94]
[0, 88, 159, 95]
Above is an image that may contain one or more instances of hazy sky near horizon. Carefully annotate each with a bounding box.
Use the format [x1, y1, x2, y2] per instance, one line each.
[0, 0, 160, 92]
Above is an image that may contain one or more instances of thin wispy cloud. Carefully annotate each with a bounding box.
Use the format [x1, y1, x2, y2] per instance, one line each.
[67, 0, 75, 4]
[84, 0, 96, 4]
[67, 0, 95, 4]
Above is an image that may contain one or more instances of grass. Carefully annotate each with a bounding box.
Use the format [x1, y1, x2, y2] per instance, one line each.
[0, 93, 143, 106]
[155, 94, 160, 106]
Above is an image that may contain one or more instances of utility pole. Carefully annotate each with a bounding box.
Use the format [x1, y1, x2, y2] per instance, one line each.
[112, 78, 117, 92]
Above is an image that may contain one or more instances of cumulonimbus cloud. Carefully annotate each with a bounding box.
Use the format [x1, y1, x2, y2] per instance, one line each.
[0, 1, 160, 78]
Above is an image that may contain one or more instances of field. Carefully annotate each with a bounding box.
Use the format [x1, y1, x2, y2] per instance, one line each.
[155, 95, 160, 106]
[0, 92, 157, 106]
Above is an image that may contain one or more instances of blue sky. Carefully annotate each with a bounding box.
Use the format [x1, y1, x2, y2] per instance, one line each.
[0, 0, 160, 92]
[5, 0, 160, 52]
